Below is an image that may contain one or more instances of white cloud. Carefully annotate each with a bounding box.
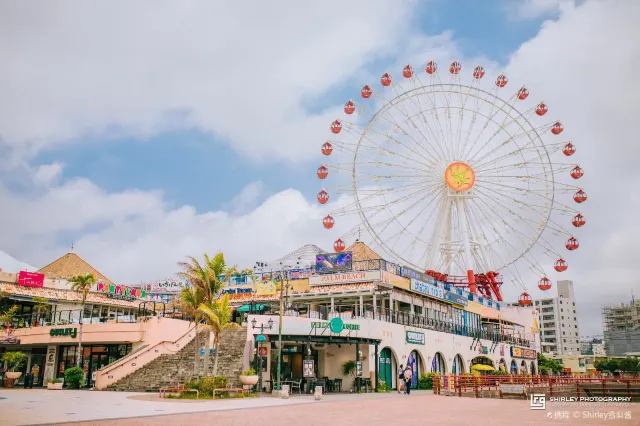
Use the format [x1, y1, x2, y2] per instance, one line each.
[0, 0, 419, 162]
[33, 162, 63, 187]
[222, 181, 268, 216]
[507, 0, 576, 20]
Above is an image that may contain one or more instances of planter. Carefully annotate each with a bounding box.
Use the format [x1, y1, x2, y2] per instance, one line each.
[3, 378, 16, 388]
[239, 375, 259, 386]
[6, 371, 22, 379]
[47, 382, 63, 390]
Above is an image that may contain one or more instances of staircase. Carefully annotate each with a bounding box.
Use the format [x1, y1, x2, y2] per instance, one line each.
[106, 326, 247, 392]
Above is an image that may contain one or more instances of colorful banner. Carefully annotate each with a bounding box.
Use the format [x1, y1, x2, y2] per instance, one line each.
[308, 270, 381, 286]
[147, 278, 189, 293]
[17, 271, 45, 288]
[510, 346, 536, 359]
[315, 252, 353, 273]
[220, 287, 253, 299]
[97, 282, 146, 299]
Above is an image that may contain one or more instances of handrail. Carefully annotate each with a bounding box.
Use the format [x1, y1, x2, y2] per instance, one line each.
[98, 323, 197, 376]
[97, 344, 150, 372]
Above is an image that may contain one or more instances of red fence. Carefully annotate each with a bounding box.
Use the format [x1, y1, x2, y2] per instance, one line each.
[434, 375, 640, 401]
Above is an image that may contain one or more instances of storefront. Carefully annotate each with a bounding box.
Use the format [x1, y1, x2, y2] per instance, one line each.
[56, 344, 132, 386]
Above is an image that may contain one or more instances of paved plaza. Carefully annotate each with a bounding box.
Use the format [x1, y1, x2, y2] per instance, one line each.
[0, 389, 638, 426]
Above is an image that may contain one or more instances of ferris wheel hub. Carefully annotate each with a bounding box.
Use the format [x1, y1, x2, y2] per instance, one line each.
[444, 162, 475, 191]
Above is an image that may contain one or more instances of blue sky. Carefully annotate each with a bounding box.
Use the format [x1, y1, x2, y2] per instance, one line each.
[33, 1, 553, 214]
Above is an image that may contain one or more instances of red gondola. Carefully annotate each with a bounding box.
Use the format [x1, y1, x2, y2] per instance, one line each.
[331, 120, 342, 134]
[519, 292, 532, 306]
[321, 142, 333, 156]
[517, 87, 529, 100]
[334, 238, 345, 252]
[344, 100, 355, 115]
[473, 66, 485, 79]
[536, 103, 548, 116]
[574, 189, 587, 203]
[381, 73, 392, 87]
[426, 61, 437, 75]
[323, 215, 335, 229]
[551, 121, 564, 135]
[563, 143, 575, 156]
[566, 236, 579, 251]
[570, 166, 583, 179]
[361, 85, 372, 99]
[538, 277, 552, 291]
[572, 213, 585, 228]
[554, 258, 568, 272]
[317, 165, 328, 180]
[449, 61, 461, 75]
[496, 74, 508, 87]
[317, 190, 329, 205]
[402, 65, 414, 78]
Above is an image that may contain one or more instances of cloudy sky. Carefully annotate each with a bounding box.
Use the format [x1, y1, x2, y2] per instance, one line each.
[0, 0, 638, 335]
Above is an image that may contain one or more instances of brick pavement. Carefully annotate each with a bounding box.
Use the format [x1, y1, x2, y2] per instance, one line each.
[62, 394, 640, 426]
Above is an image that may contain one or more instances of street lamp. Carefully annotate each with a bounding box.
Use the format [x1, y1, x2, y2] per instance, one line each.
[251, 318, 273, 392]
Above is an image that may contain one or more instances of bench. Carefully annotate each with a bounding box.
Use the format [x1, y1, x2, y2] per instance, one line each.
[159, 383, 199, 399]
[213, 383, 246, 400]
[498, 383, 527, 399]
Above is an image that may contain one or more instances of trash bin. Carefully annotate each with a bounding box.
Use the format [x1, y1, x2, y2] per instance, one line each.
[24, 373, 34, 389]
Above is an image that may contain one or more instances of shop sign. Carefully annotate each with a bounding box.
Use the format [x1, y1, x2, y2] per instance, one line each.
[481, 346, 488, 354]
[256, 280, 277, 296]
[356, 361, 363, 377]
[510, 346, 536, 359]
[311, 317, 360, 333]
[410, 279, 444, 300]
[303, 359, 315, 378]
[97, 282, 146, 299]
[406, 331, 425, 345]
[17, 271, 45, 288]
[445, 290, 468, 306]
[399, 266, 435, 285]
[221, 287, 253, 299]
[309, 270, 381, 286]
[148, 279, 188, 293]
[50, 327, 77, 338]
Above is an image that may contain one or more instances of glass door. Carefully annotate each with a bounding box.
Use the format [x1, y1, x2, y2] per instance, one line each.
[89, 353, 108, 387]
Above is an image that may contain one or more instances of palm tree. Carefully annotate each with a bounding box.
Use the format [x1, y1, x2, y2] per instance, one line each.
[177, 252, 238, 374]
[179, 286, 205, 375]
[198, 293, 239, 376]
[68, 273, 96, 367]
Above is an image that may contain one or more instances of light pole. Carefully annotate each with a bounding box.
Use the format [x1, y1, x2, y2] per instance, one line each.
[251, 317, 273, 393]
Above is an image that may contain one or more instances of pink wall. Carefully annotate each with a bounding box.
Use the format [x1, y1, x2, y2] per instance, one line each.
[8, 322, 144, 345]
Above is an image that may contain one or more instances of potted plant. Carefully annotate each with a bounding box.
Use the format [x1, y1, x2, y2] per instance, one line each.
[47, 377, 64, 390]
[3, 351, 27, 380]
[239, 368, 259, 386]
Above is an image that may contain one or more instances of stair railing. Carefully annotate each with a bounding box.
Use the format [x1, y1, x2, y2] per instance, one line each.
[95, 324, 197, 390]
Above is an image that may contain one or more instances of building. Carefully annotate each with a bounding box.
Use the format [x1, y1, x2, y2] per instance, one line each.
[602, 298, 640, 356]
[2, 241, 542, 392]
[580, 336, 604, 355]
[0, 252, 176, 387]
[534, 280, 581, 355]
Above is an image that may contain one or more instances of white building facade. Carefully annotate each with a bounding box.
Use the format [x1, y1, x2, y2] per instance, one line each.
[535, 280, 581, 355]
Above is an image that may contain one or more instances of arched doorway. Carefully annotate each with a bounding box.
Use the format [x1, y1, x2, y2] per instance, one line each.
[510, 360, 518, 374]
[520, 360, 528, 375]
[379, 347, 397, 388]
[431, 352, 446, 374]
[470, 356, 495, 374]
[498, 358, 507, 373]
[530, 360, 537, 375]
[452, 354, 465, 374]
[407, 350, 424, 388]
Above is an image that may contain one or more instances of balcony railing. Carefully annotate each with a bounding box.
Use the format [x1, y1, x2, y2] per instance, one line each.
[258, 303, 533, 348]
[6, 309, 140, 330]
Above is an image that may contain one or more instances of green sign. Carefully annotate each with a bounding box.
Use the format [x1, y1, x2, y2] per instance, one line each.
[482, 346, 488, 354]
[311, 319, 360, 333]
[406, 331, 425, 345]
[50, 327, 77, 338]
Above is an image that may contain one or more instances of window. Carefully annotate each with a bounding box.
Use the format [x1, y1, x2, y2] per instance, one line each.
[562, 316, 564, 319]
[563, 331, 565, 335]
[564, 347, 567, 351]
[563, 339, 566, 343]
[573, 310, 576, 313]
[573, 302, 575, 306]
[561, 308, 564, 312]
[574, 325, 577, 328]
[574, 317, 577, 321]
[560, 300, 563, 304]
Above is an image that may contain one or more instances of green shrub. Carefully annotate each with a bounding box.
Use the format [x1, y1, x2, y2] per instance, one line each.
[376, 381, 391, 392]
[241, 368, 256, 376]
[64, 367, 85, 389]
[196, 376, 228, 396]
[2, 351, 26, 372]
[418, 372, 434, 390]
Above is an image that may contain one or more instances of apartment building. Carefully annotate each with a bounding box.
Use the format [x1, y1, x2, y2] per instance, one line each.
[534, 280, 581, 355]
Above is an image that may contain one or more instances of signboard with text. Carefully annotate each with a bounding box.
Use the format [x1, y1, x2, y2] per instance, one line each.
[410, 279, 445, 300]
[147, 279, 188, 293]
[510, 346, 536, 359]
[17, 271, 45, 288]
[309, 270, 381, 286]
[445, 290, 469, 306]
[221, 287, 253, 299]
[406, 331, 425, 345]
[97, 282, 146, 300]
[399, 267, 436, 285]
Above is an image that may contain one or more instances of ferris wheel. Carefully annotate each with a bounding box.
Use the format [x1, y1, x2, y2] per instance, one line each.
[316, 61, 587, 304]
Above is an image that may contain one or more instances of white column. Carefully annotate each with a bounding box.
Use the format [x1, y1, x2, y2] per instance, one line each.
[330, 297, 334, 312]
[359, 295, 363, 317]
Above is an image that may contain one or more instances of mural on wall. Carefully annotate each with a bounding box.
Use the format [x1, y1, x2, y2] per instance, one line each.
[407, 351, 419, 387]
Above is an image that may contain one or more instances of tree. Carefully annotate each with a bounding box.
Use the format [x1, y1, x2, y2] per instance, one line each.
[537, 353, 563, 375]
[68, 273, 96, 368]
[620, 358, 640, 376]
[32, 297, 51, 325]
[198, 293, 239, 376]
[179, 286, 205, 375]
[177, 252, 238, 374]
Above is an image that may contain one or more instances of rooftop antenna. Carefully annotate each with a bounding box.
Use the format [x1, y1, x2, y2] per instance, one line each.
[70, 241, 75, 252]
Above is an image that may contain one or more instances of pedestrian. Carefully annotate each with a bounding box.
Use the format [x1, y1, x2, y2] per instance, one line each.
[397, 364, 404, 394]
[404, 366, 413, 395]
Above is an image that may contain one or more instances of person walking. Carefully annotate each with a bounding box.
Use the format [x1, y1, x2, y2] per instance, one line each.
[404, 366, 413, 395]
[397, 364, 404, 394]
